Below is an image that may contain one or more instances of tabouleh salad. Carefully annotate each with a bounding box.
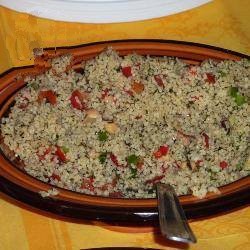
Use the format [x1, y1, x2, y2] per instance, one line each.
[1, 48, 249, 198]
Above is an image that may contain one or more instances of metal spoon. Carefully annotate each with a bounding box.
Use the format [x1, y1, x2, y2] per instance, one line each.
[156, 183, 197, 244]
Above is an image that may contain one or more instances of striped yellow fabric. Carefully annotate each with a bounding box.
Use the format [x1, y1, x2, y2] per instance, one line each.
[0, 193, 249, 250]
[0, 0, 250, 249]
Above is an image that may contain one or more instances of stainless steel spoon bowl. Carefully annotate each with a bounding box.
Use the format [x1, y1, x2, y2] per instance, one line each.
[157, 183, 197, 243]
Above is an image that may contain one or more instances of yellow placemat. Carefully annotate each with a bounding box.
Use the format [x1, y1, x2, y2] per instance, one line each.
[0, 0, 250, 249]
[0, 192, 249, 250]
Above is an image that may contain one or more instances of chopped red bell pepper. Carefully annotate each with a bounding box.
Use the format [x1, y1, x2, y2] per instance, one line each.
[81, 177, 95, 192]
[51, 173, 61, 181]
[188, 66, 197, 76]
[135, 115, 142, 120]
[131, 82, 144, 94]
[161, 164, 169, 173]
[154, 75, 164, 88]
[109, 191, 123, 198]
[153, 145, 169, 159]
[195, 160, 203, 167]
[55, 146, 67, 162]
[37, 147, 51, 161]
[136, 160, 144, 170]
[124, 88, 134, 96]
[18, 97, 29, 109]
[70, 90, 88, 110]
[38, 90, 57, 105]
[110, 153, 120, 167]
[99, 177, 118, 191]
[219, 161, 228, 169]
[101, 88, 110, 99]
[174, 161, 182, 169]
[145, 175, 164, 184]
[122, 66, 132, 77]
[191, 95, 203, 101]
[205, 73, 216, 84]
[178, 130, 195, 139]
[201, 133, 209, 149]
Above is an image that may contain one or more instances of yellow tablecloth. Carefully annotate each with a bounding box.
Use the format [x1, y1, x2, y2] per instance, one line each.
[0, 0, 249, 249]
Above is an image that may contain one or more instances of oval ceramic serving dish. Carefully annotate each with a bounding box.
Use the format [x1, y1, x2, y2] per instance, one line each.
[0, 40, 249, 222]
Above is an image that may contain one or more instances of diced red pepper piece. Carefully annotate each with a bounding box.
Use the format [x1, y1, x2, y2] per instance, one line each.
[81, 177, 95, 192]
[145, 175, 164, 184]
[110, 153, 120, 167]
[99, 183, 110, 191]
[178, 130, 196, 139]
[109, 191, 123, 198]
[174, 161, 181, 169]
[205, 73, 216, 84]
[18, 97, 29, 109]
[189, 66, 197, 76]
[70, 90, 88, 110]
[112, 178, 118, 187]
[131, 82, 144, 94]
[38, 90, 57, 105]
[124, 88, 134, 96]
[51, 173, 61, 181]
[122, 66, 132, 77]
[101, 88, 110, 99]
[18, 103, 29, 109]
[136, 160, 144, 170]
[219, 161, 228, 170]
[191, 95, 203, 101]
[99, 178, 118, 191]
[37, 147, 51, 161]
[201, 133, 209, 149]
[154, 75, 164, 88]
[195, 160, 203, 167]
[161, 164, 169, 173]
[135, 115, 142, 120]
[55, 146, 67, 162]
[153, 145, 169, 159]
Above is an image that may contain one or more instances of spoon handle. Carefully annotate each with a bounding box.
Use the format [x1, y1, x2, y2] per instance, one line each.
[156, 183, 197, 244]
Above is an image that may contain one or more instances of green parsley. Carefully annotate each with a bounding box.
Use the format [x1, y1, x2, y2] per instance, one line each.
[99, 152, 107, 164]
[98, 130, 108, 141]
[61, 146, 69, 153]
[129, 167, 137, 179]
[147, 188, 155, 194]
[218, 70, 227, 77]
[229, 86, 238, 98]
[127, 154, 139, 165]
[236, 163, 243, 171]
[29, 82, 39, 90]
[229, 86, 247, 106]
[234, 94, 246, 106]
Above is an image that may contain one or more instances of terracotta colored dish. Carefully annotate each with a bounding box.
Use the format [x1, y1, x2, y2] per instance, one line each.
[0, 40, 249, 222]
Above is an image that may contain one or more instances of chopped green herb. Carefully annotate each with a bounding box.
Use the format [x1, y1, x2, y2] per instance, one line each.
[30, 82, 39, 90]
[61, 146, 69, 153]
[234, 94, 246, 106]
[129, 167, 137, 178]
[218, 70, 227, 77]
[99, 152, 107, 164]
[147, 188, 155, 194]
[96, 82, 102, 90]
[126, 187, 135, 192]
[229, 87, 247, 106]
[98, 130, 108, 141]
[127, 154, 139, 165]
[229, 86, 238, 98]
[236, 163, 243, 171]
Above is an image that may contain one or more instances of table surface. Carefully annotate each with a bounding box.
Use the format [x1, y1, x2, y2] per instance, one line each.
[0, 0, 250, 249]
